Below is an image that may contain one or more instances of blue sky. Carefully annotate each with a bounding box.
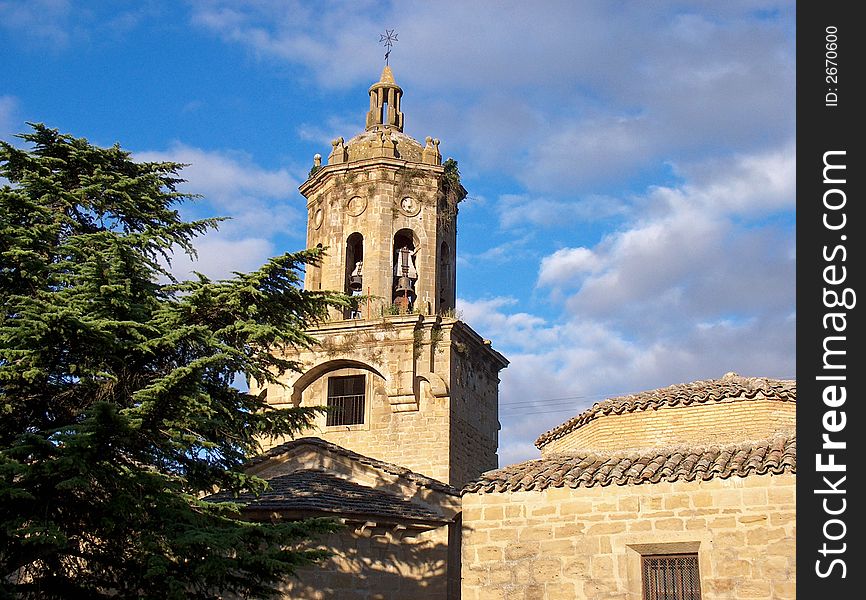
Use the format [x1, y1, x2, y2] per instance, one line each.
[1, 1, 796, 465]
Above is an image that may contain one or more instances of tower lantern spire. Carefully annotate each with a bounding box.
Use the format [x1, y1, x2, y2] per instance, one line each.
[366, 65, 404, 132]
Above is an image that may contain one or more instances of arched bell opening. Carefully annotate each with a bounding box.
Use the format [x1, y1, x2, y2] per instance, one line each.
[344, 232, 364, 319]
[392, 228, 418, 313]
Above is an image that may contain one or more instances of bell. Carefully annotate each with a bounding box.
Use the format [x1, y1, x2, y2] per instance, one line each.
[349, 275, 363, 291]
[395, 276, 413, 293]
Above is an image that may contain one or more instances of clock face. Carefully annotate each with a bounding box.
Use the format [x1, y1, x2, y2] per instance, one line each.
[346, 195, 367, 217]
[400, 196, 419, 216]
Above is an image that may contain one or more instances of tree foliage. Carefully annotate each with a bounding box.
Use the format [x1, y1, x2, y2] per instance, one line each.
[0, 124, 345, 599]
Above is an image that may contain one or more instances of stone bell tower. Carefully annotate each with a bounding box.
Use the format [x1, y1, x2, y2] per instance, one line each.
[304, 65, 458, 317]
[263, 66, 508, 488]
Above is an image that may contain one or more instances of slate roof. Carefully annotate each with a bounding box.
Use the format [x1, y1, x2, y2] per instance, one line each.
[535, 373, 796, 449]
[208, 469, 450, 523]
[249, 437, 460, 496]
[464, 433, 796, 494]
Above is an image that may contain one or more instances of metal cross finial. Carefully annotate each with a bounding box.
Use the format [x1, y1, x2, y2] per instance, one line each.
[379, 29, 398, 65]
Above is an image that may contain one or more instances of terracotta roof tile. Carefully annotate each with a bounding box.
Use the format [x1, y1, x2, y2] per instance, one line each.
[535, 373, 795, 449]
[463, 433, 795, 494]
[208, 469, 450, 523]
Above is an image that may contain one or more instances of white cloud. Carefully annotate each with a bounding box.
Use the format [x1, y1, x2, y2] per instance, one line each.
[137, 143, 295, 200]
[457, 297, 553, 350]
[536, 145, 795, 326]
[189, 0, 383, 88]
[471, 298, 794, 465]
[670, 145, 796, 216]
[297, 115, 361, 148]
[521, 115, 657, 192]
[135, 143, 303, 239]
[497, 194, 628, 230]
[0, 0, 73, 47]
[0, 2, 163, 49]
[457, 233, 535, 266]
[188, 1, 793, 197]
[538, 248, 600, 288]
[562, 206, 727, 319]
[456, 143, 795, 465]
[165, 236, 274, 281]
[135, 143, 305, 281]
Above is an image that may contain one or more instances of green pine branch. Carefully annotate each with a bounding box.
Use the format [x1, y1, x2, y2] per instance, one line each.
[1, 124, 347, 599]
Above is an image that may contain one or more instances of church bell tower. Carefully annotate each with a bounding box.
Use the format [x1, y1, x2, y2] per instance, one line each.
[304, 65, 459, 317]
[264, 66, 508, 488]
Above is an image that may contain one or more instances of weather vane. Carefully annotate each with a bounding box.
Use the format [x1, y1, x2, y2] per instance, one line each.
[379, 29, 398, 65]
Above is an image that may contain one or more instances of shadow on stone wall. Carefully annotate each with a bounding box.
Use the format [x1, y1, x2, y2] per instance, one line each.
[243, 446, 461, 599]
[284, 527, 451, 599]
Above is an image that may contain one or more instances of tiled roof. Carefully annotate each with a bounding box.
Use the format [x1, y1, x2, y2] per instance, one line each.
[535, 373, 796, 449]
[250, 437, 459, 496]
[208, 469, 450, 523]
[464, 433, 795, 494]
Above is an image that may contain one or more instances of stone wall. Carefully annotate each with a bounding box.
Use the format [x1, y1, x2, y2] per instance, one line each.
[297, 364, 453, 485]
[540, 400, 796, 456]
[461, 473, 796, 600]
[448, 326, 503, 485]
[285, 521, 452, 600]
[264, 316, 453, 483]
[449, 414, 497, 492]
[263, 316, 505, 488]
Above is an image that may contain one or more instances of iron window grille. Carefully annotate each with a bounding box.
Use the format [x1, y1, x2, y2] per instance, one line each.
[642, 553, 702, 600]
[327, 375, 366, 426]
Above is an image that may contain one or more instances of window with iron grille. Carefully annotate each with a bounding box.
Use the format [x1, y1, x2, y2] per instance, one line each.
[326, 375, 366, 426]
[642, 553, 702, 600]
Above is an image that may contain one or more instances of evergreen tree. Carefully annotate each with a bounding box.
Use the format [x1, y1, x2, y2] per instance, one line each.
[0, 124, 345, 599]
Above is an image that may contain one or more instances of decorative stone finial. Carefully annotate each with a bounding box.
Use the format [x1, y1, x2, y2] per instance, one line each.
[313, 153, 322, 167]
[422, 136, 442, 165]
[328, 137, 346, 165]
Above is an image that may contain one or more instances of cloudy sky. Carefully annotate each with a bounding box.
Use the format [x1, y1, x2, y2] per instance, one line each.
[1, 1, 795, 465]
